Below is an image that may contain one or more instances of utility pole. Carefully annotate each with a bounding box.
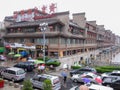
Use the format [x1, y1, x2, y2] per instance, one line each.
[39, 22, 48, 62]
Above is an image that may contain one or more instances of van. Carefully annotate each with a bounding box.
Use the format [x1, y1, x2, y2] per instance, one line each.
[30, 74, 61, 90]
[1, 67, 26, 82]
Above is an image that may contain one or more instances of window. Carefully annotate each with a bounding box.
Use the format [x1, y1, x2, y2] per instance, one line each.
[8, 70, 16, 75]
[33, 76, 39, 81]
[17, 70, 25, 75]
[30, 38, 35, 43]
[53, 78, 60, 84]
[49, 38, 58, 44]
[116, 80, 120, 83]
[39, 77, 46, 81]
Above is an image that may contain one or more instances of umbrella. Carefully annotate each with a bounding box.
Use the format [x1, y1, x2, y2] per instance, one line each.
[46, 59, 57, 63]
[34, 60, 45, 64]
[14, 54, 22, 57]
[8, 52, 14, 55]
[20, 51, 28, 57]
[82, 78, 91, 84]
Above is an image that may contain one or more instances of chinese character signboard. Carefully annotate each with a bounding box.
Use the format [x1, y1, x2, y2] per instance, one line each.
[13, 3, 57, 22]
[36, 45, 48, 50]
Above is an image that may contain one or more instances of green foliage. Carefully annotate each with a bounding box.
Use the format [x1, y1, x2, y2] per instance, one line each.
[37, 57, 50, 61]
[95, 66, 120, 73]
[22, 80, 33, 90]
[46, 61, 61, 67]
[43, 79, 52, 90]
[71, 65, 81, 69]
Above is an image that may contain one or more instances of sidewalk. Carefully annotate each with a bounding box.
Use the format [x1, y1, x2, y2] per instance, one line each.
[1, 83, 21, 90]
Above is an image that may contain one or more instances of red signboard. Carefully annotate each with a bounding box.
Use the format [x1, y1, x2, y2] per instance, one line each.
[13, 3, 57, 22]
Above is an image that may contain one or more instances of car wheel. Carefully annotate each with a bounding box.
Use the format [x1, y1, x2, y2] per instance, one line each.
[24, 68, 27, 72]
[73, 79, 78, 83]
[106, 84, 110, 87]
[31, 84, 34, 88]
[12, 78, 15, 82]
[102, 77, 106, 81]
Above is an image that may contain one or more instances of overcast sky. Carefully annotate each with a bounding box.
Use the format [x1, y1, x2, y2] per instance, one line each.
[0, 0, 119, 35]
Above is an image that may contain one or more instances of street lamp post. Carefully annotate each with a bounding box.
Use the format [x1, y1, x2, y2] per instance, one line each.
[39, 22, 48, 63]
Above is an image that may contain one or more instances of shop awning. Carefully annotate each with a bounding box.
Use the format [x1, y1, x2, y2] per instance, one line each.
[0, 47, 5, 53]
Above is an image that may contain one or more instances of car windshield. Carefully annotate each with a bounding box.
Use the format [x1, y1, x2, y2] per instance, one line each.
[17, 70, 25, 75]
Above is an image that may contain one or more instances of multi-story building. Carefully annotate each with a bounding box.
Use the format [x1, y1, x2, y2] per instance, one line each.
[0, 22, 6, 53]
[2, 8, 117, 67]
[3, 8, 85, 59]
[96, 25, 105, 49]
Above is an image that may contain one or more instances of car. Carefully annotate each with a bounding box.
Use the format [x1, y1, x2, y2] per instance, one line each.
[0, 55, 6, 61]
[70, 67, 97, 76]
[0, 66, 9, 77]
[28, 59, 36, 63]
[30, 74, 61, 90]
[13, 61, 35, 72]
[102, 76, 120, 90]
[101, 70, 120, 80]
[1, 67, 26, 82]
[70, 83, 113, 90]
[71, 72, 99, 84]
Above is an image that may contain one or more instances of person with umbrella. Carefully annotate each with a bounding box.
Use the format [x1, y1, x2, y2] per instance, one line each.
[81, 77, 91, 84]
[61, 69, 68, 87]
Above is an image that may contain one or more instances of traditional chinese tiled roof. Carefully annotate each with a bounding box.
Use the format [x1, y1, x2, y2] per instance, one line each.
[6, 18, 64, 28]
[69, 21, 85, 30]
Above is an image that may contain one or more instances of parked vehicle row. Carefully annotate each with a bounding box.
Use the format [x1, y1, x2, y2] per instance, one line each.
[0, 64, 61, 90]
[70, 66, 120, 90]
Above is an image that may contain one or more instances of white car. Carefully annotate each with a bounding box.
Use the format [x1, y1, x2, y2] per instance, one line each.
[101, 70, 120, 80]
[30, 74, 61, 90]
[70, 84, 113, 90]
[71, 72, 98, 83]
[0, 55, 6, 61]
[1, 67, 26, 82]
[28, 59, 36, 63]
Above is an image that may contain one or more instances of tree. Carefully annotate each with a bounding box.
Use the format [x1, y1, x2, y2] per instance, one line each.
[43, 79, 52, 90]
[22, 80, 33, 90]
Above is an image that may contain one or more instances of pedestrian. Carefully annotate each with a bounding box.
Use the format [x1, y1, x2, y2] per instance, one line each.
[95, 76, 102, 84]
[79, 85, 89, 90]
[61, 69, 67, 87]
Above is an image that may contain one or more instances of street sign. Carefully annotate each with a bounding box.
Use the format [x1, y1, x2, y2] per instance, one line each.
[35, 45, 48, 50]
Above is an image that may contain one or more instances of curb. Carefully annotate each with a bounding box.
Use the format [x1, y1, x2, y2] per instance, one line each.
[4, 80, 39, 90]
[4, 80, 21, 90]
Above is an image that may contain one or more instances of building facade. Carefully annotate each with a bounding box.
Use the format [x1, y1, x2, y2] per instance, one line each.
[2, 8, 117, 67]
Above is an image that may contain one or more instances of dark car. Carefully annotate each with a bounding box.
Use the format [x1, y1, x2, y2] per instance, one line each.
[102, 76, 120, 90]
[70, 67, 97, 76]
[14, 62, 35, 72]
